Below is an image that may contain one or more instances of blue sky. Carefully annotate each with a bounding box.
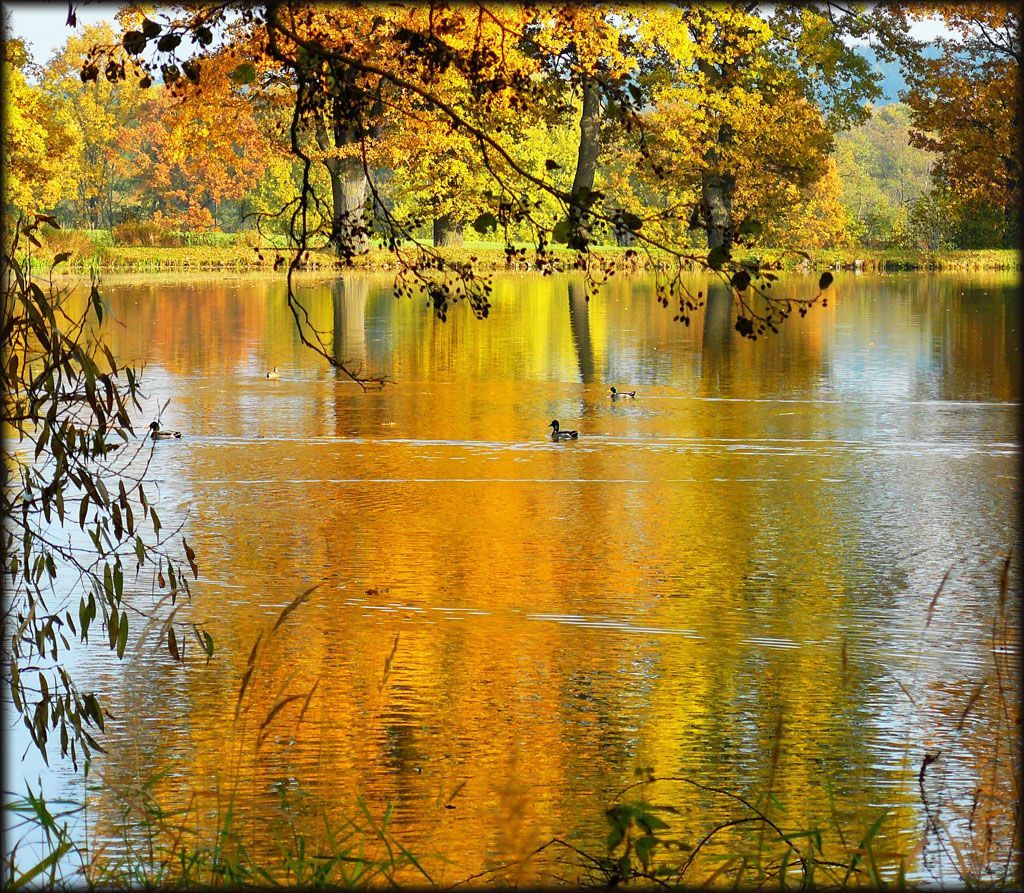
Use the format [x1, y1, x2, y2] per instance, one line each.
[4, 1, 123, 63]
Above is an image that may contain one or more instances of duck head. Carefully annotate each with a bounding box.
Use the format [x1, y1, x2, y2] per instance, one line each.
[549, 420, 560, 432]
[149, 421, 160, 432]
[610, 387, 618, 395]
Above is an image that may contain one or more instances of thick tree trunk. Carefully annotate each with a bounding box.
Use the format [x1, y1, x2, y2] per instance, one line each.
[568, 76, 602, 249]
[317, 116, 369, 258]
[700, 167, 736, 250]
[614, 227, 636, 247]
[432, 214, 464, 247]
[698, 60, 736, 250]
[324, 155, 369, 257]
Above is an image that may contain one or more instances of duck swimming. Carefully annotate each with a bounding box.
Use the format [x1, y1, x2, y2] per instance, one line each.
[549, 419, 579, 441]
[266, 366, 280, 380]
[149, 421, 182, 439]
[610, 386, 636, 399]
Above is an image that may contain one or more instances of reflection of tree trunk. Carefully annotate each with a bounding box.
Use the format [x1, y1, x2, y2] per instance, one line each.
[433, 214, 464, 247]
[699, 284, 733, 389]
[567, 280, 596, 383]
[331, 276, 368, 369]
[569, 76, 602, 248]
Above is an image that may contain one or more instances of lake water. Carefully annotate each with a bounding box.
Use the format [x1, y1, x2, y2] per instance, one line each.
[9, 269, 1020, 885]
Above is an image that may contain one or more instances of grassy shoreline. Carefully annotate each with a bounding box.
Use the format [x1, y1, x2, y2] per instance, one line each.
[24, 241, 1021, 275]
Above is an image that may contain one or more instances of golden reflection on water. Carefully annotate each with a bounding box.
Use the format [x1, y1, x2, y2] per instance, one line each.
[70, 270, 1018, 883]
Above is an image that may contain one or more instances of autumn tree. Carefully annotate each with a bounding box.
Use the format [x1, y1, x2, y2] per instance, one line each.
[833, 103, 935, 247]
[2, 38, 80, 219]
[880, 4, 1020, 246]
[40, 24, 148, 229]
[679, 3, 881, 250]
[115, 42, 280, 229]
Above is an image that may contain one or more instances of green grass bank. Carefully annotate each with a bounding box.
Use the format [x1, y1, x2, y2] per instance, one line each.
[22, 231, 1021, 275]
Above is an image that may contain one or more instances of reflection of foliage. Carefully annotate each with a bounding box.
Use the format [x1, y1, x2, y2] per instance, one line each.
[1, 218, 204, 770]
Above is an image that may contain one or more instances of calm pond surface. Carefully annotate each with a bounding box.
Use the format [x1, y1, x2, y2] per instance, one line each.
[13, 269, 1021, 884]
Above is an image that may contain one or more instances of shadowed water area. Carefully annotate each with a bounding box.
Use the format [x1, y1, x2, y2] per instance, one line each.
[12, 270, 1020, 884]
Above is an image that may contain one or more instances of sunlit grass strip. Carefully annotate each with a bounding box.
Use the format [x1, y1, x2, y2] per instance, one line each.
[18, 242, 1022, 275]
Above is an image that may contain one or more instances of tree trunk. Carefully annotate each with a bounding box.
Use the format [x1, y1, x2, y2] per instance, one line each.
[317, 117, 368, 258]
[324, 155, 368, 256]
[700, 167, 736, 250]
[614, 227, 636, 247]
[433, 214, 464, 247]
[568, 76, 602, 249]
[698, 61, 736, 250]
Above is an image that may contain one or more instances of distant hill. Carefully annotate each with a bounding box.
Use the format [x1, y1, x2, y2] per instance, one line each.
[853, 44, 944, 105]
[854, 45, 908, 103]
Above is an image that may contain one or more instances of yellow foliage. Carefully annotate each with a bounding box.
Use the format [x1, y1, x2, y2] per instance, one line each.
[3, 39, 80, 214]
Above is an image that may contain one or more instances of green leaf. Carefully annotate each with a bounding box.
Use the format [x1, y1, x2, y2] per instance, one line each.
[116, 611, 128, 658]
[230, 62, 256, 84]
[89, 284, 103, 324]
[156, 33, 181, 52]
[707, 245, 731, 271]
[619, 211, 643, 233]
[637, 813, 668, 832]
[10, 660, 21, 711]
[122, 31, 147, 55]
[83, 693, 104, 732]
[141, 17, 161, 37]
[635, 834, 656, 868]
[203, 631, 214, 657]
[79, 598, 89, 641]
[7, 840, 74, 891]
[738, 218, 762, 237]
[551, 218, 571, 244]
[606, 824, 625, 851]
[471, 212, 497, 235]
